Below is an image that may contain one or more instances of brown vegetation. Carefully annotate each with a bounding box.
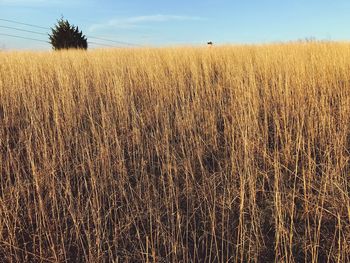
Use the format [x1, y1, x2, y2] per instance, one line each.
[0, 43, 349, 262]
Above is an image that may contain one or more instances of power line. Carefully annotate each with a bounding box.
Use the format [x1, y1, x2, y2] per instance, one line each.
[0, 17, 143, 47]
[88, 41, 119, 48]
[88, 36, 142, 47]
[0, 25, 48, 36]
[0, 32, 121, 48]
[0, 18, 48, 30]
[0, 33, 49, 43]
[0, 32, 117, 48]
[0, 33, 118, 48]
[0, 33, 119, 48]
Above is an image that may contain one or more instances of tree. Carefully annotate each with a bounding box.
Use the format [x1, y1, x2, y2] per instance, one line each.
[49, 18, 88, 50]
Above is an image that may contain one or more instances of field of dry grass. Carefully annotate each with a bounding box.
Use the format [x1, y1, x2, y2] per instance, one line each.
[0, 42, 349, 262]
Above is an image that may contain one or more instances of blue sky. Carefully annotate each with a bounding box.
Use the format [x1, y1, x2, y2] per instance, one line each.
[1, 0, 350, 49]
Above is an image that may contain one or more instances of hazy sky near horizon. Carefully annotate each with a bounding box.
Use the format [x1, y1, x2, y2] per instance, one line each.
[1, 0, 350, 49]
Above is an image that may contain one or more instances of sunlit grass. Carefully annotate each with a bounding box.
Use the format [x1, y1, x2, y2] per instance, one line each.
[0, 42, 349, 262]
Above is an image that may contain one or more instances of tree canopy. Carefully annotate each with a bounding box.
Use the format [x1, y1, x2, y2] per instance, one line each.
[49, 18, 88, 50]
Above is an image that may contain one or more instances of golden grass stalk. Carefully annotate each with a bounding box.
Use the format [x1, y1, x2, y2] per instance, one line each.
[0, 43, 349, 262]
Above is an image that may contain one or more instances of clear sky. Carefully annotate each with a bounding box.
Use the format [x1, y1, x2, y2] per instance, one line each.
[1, 0, 350, 49]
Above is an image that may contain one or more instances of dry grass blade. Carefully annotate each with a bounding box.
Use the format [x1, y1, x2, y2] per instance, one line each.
[0, 43, 349, 262]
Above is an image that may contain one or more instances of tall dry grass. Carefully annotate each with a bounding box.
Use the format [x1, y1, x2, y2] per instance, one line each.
[0, 43, 349, 262]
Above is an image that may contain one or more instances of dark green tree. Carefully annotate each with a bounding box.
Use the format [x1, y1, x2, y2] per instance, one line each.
[49, 18, 88, 50]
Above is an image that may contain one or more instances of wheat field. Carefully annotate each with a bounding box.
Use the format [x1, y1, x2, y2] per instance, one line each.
[0, 43, 349, 262]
